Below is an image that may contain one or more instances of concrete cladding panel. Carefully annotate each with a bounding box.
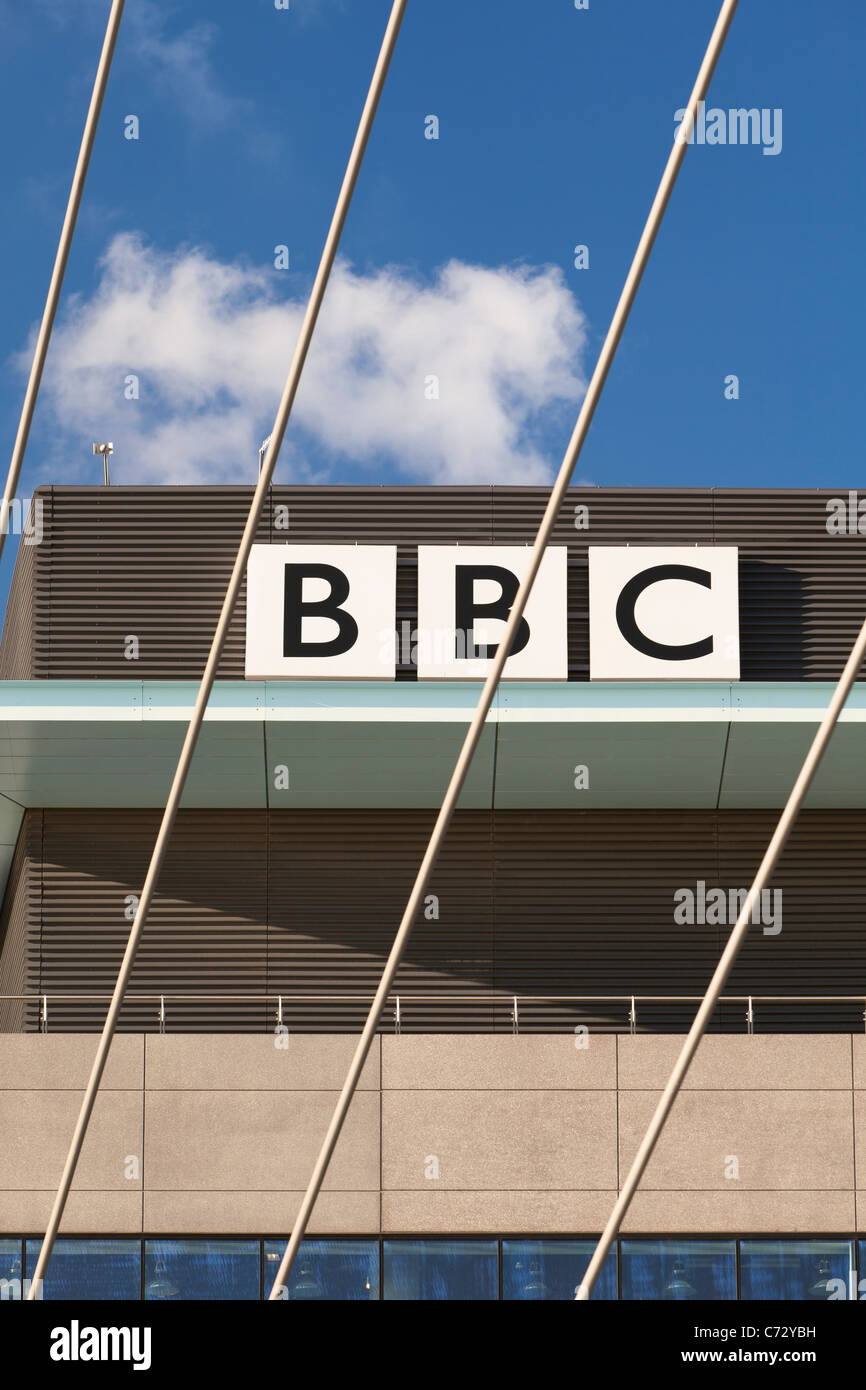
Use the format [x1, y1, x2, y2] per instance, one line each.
[0, 1033, 862, 1236]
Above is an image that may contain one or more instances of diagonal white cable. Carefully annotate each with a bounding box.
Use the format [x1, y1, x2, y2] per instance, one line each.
[267, 0, 741, 1302]
[575, 622, 866, 1300]
[27, 0, 409, 1298]
[1, 0, 125, 563]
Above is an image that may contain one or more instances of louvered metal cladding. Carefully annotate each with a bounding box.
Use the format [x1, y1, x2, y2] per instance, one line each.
[2, 485, 865, 681]
[0, 814, 42, 1032]
[0, 513, 37, 682]
[3, 806, 864, 1034]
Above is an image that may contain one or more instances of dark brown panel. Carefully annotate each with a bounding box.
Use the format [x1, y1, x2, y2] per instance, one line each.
[0, 503, 41, 680]
[15, 487, 269, 681]
[713, 491, 866, 680]
[4, 485, 863, 681]
[268, 810, 495, 1032]
[721, 811, 866, 1031]
[492, 809, 724, 1032]
[36, 809, 268, 1032]
[0, 811, 41, 1031]
[2, 807, 864, 1033]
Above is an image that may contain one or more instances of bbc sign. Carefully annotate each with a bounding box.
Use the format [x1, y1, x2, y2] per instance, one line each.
[244, 544, 740, 681]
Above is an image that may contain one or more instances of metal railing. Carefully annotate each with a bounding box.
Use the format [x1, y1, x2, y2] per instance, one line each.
[1, 992, 864, 1034]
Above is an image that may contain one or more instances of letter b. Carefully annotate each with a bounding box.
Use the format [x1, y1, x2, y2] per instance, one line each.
[455, 565, 530, 660]
[283, 564, 359, 658]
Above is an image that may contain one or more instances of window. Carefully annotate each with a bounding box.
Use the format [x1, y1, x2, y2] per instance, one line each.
[383, 1240, 498, 1301]
[144, 1239, 259, 1301]
[502, 1240, 616, 1300]
[740, 1240, 856, 1301]
[24, 1239, 140, 1301]
[264, 1240, 378, 1300]
[621, 1240, 736, 1301]
[2, 1235, 862, 1300]
[0, 1240, 22, 1300]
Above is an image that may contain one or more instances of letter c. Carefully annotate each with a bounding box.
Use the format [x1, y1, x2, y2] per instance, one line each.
[615, 563, 713, 661]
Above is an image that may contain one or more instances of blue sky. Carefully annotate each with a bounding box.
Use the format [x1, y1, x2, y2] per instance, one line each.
[0, 0, 864, 594]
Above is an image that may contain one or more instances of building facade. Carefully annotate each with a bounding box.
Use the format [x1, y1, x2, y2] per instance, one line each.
[1, 484, 865, 1301]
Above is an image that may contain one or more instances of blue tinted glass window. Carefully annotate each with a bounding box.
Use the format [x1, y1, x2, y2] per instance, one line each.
[0, 1240, 23, 1301]
[144, 1239, 259, 1301]
[25, 1239, 140, 1301]
[741, 1240, 856, 1301]
[264, 1240, 378, 1300]
[621, 1240, 736, 1300]
[503, 1240, 616, 1300]
[383, 1240, 498, 1301]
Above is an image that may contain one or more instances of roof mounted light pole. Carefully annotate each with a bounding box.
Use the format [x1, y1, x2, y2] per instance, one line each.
[92, 441, 113, 486]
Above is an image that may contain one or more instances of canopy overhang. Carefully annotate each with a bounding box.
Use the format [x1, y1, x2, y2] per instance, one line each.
[0, 680, 864, 814]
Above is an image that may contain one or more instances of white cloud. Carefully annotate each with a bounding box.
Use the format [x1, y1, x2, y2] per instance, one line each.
[34, 233, 588, 485]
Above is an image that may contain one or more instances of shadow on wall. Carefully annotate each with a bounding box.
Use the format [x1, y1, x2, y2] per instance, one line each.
[4, 804, 863, 1036]
[738, 561, 806, 681]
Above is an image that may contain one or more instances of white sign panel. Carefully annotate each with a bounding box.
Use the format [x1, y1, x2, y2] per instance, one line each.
[245, 544, 397, 679]
[416, 546, 568, 680]
[589, 546, 740, 680]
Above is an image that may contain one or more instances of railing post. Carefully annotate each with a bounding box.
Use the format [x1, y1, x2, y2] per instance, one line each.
[512, 995, 519, 1036]
[158, 995, 166, 1035]
[746, 996, 754, 1036]
[40, 994, 48, 1034]
[394, 996, 401, 1036]
[629, 996, 636, 1036]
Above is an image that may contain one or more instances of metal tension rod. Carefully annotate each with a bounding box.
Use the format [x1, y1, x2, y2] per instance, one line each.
[1, 0, 126, 562]
[27, 0, 410, 1297]
[268, 0, 742, 1303]
[575, 620, 866, 1299]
